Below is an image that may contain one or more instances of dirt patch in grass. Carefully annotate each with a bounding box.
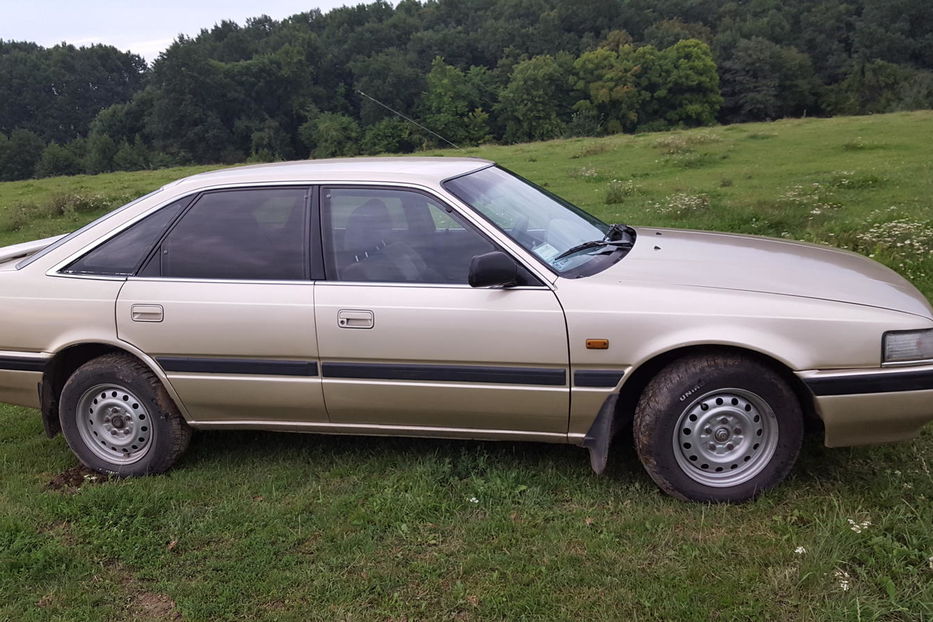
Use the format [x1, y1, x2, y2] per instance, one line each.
[46, 464, 109, 492]
[105, 563, 182, 621]
[121, 580, 181, 622]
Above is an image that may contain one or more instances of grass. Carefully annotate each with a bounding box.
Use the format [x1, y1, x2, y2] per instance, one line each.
[2, 111, 933, 620]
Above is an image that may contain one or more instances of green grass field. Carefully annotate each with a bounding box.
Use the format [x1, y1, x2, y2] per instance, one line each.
[1, 112, 932, 621]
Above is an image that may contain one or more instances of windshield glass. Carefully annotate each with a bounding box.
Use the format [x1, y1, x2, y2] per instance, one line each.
[444, 166, 627, 274]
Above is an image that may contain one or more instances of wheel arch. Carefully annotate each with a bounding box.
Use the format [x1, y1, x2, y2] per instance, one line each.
[40, 341, 184, 438]
[583, 343, 818, 473]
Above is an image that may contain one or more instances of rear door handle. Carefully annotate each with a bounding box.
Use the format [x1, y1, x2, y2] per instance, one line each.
[337, 309, 374, 329]
[131, 304, 164, 323]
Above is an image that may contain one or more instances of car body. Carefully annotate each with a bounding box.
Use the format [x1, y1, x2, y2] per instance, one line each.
[1, 157, 931, 501]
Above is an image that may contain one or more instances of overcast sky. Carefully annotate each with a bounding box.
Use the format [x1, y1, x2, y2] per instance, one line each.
[0, 0, 371, 62]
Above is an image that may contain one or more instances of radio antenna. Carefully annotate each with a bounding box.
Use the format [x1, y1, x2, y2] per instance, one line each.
[356, 89, 462, 150]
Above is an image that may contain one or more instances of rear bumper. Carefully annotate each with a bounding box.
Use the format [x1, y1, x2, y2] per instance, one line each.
[799, 365, 933, 447]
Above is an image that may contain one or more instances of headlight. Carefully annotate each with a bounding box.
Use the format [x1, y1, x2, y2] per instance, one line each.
[883, 329, 933, 364]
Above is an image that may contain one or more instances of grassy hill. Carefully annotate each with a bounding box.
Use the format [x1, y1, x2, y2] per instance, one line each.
[2, 110, 932, 297]
[1, 112, 931, 620]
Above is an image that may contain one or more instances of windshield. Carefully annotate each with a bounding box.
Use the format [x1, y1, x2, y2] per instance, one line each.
[444, 166, 631, 275]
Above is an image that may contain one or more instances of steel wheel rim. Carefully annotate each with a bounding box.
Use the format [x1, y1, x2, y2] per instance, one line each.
[672, 388, 779, 488]
[76, 384, 153, 465]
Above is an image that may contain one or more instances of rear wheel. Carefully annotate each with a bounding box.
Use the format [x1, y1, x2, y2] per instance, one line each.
[634, 352, 803, 502]
[59, 353, 191, 476]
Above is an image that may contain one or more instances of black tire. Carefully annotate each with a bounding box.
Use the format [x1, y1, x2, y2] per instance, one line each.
[634, 352, 803, 502]
[59, 353, 192, 476]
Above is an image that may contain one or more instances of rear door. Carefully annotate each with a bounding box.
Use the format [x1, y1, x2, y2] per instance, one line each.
[116, 186, 326, 425]
[315, 186, 569, 437]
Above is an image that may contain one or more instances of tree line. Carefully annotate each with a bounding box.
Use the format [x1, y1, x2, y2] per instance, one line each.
[1, 0, 931, 181]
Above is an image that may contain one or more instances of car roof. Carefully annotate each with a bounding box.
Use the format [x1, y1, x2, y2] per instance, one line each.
[162, 157, 494, 191]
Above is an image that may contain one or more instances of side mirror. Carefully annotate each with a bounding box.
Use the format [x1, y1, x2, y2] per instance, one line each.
[468, 251, 519, 288]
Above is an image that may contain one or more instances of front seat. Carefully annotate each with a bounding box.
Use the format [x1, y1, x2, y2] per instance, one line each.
[341, 199, 437, 282]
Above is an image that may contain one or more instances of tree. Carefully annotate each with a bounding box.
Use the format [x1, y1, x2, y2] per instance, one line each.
[0, 129, 45, 181]
[351, 49, 425, 126]
[112, 138, 151, 171]
[35, 142, 83, 177]
[248, 118, 291, 161]
[361, 118, 420, 154]
[299, 112, 361, 158]
[0, 41, 145, 143]
[641, 39, 723, 129]
[85, 132, 118, 173]
[419, 57, 493, 146]
[146, 38, 241, 163]
[644, 19, 713, 49]
[826, 59, 922, 115]
[721, 37, 819, 121]
[572, 46, 643, 133]
[496, 54, 573, 143]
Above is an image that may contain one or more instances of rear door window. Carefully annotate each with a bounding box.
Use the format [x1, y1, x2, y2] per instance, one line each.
[157, 187, 309, 281]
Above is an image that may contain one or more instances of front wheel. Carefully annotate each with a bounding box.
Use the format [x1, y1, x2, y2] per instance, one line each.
[634, 353, 803, 502]
[59, 353, 192, 476]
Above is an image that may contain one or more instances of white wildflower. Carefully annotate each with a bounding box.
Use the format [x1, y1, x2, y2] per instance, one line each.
[847, 518, 871, 533]
[833, 569, 851, 591]
[794, 546, 807, 554]
[654, 192, 710, 216]
[469, 496, 479, 504]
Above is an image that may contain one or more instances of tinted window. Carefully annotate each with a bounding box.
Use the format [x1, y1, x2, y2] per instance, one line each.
[160, 188, 308, 281]
[63, 198, 187, 276]
[323, 187, 498, 284]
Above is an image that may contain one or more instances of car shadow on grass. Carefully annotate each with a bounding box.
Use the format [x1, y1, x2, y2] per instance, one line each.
[171, 424, 932, 500]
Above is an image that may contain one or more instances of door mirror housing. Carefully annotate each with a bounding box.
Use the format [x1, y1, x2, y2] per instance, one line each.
[469, 251, 519, 288]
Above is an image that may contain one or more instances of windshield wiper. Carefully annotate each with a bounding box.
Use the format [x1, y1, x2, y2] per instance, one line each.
[554, 223, 634, 261]
[554, 239, 630, 261]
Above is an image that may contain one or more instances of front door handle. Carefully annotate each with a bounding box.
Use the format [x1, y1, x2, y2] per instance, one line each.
[337, 309, 374, 329]
[131, 304, 164, 323]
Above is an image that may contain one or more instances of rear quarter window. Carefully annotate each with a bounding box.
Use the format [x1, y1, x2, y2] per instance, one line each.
[62, 198, 188, 276]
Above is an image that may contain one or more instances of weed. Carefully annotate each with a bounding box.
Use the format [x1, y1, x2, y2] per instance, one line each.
[604, 179, 639, 205]
[650, 192, 710, 216]
[652, 132, 721, 155]
[780, 182, 843, 220]
[842, 137, 885, 151]
[1, 192, 125, 232]
[569, 166, 606, 182]
[852, 213, 933, 279]
[570, 142, 610, 159]
[829, 170, 886, 190]
[663, 151, 718, 169]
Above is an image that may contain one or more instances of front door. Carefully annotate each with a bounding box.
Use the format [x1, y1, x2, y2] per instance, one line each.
[315, 186, 569, 436]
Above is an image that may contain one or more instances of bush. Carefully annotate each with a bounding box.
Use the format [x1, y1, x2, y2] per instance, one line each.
[35, 143, 83, 177]
[361, 119, 420, 155]
[299, 113, 361, 159]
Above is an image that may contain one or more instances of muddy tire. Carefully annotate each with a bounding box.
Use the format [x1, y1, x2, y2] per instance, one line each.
[634, 352, 803, 502]
[59, 353, 191, 476]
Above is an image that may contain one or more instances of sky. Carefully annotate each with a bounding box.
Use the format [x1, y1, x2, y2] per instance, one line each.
[0, 0, 371, 62]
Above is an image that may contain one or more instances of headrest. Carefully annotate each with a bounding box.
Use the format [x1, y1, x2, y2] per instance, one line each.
[344, 199, 392, 253]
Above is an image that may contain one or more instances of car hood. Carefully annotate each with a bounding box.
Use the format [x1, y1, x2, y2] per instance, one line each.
[597, 227, 933, 319]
